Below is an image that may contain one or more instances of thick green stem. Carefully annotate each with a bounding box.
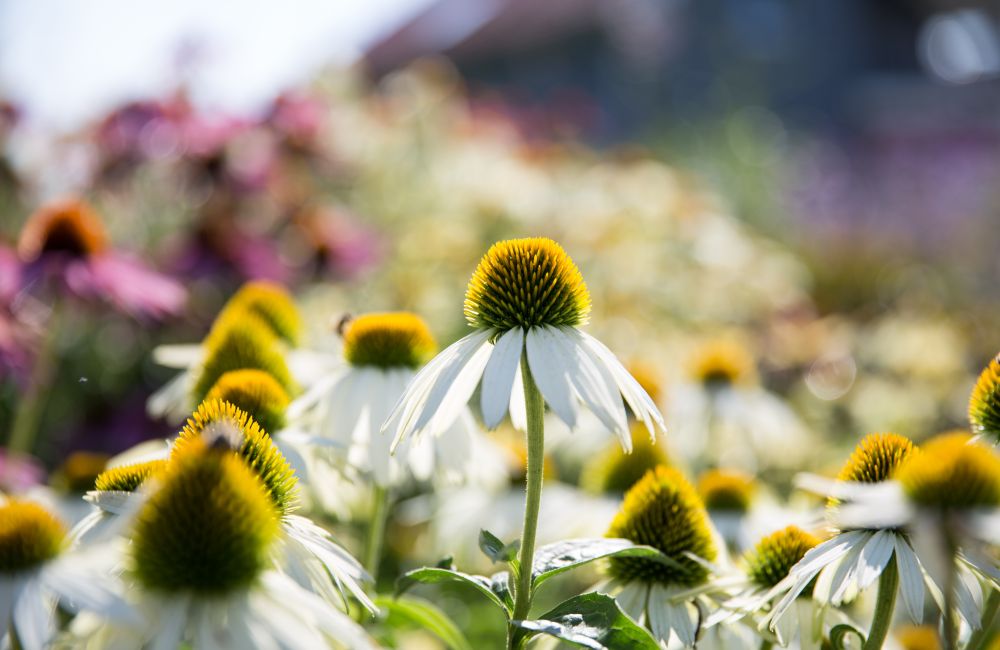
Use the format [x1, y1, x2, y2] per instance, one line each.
[8, 305, 61, 455]
[862, 555, 898, 650]
[507, 357, 545, 650]
[967, 588, 1000, 650]
[364, 484, 390, 582]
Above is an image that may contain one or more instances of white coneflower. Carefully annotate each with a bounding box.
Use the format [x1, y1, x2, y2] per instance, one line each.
[0, 499, 134, 650]
[82, 399, 375, 615]
[383, 237, 664, 648]
[77, 439, 376, 649]
[668, 338, 814, 473]
[597, 465, 731, 648]
[818, 432, 1000, 649]
[704, 525, 860, 649]
[292, 311, 483, 488]
[764, 433, 930, 649]
[384, 237, 663, 453]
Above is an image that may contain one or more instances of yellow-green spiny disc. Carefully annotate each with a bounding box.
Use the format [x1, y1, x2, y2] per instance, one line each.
[897, 433, 1000, 510]
[698, 469, 756, 513]
[581, 426, 669, 495]
[969, 354, 1000, 443]
[218, 281, 302, 345]
[464, 237, 591, 331]
[744, 525, 820, 588]
[193, 315, 297, 402]
[131, 439, 279, 594]
[94, 459, 167, 493]
[0, 500, 67, 573]
[205, 369, 290, 434]
[342, 312, 437, 369]
[837, 432, 917, 484]
[173, 399, 298, 513]
[606, 465, 716, 586]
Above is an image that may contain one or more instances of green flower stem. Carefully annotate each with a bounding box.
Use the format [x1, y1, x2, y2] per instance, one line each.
[862, 555, 898, 650]
[759, 640, 773, 650]
[364, 484, 390, 582]
[508, 356, 545, 650]
[8, 305, 61, 455]
[967, 588, 1000, 650]
[943, 529, 959, 650]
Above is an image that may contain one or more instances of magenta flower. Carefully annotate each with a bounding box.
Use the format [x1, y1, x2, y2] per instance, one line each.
[15, 198, 186, 319]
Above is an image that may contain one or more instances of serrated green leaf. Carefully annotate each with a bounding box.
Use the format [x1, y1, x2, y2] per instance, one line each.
[479, 529, 520, 564]
[396, 566, 511, 615]
[531, 538, 682, 588]
[489, 570, 514, 611]
[512, 593, 659, 650]
[375, 595, 474, 650]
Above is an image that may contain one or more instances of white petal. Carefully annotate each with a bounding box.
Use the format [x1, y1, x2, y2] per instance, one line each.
[149, 597, 189, 650]
[146, 370, 192, 422]
[894, 536, 925, 623]
[577, 331, 665, 436]
[828, 533, 871, 605]
[508, 363, 527, 431]
[388, 330, 493, 449]
[367, 370, 407, 486]
[525, 327, 578, 429]
[41, 559, 134, 623]
[480, 328, 524, 429]
[152, 344, 203, 368]
[646, 584, 672, 642]
[954, 567, 983, 629]
[550, 327, 629, 446]
[13, 579, 53, 650]
[853, 529, 895, 593]
[611, 581, 648, 623]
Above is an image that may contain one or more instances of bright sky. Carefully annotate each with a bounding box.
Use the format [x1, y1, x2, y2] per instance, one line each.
[0, 0, 434, 132]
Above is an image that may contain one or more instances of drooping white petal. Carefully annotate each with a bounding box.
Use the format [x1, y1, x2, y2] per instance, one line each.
[41, 556, 135, 624]
[549, 327, 629, 447]
[13, 579, 53, 650]
[480, 327, 524, 429]
[386, 329, 493, 450]
[769, 531, 865, 625]
[611, 581, 648, 623]
[827, 533, 871, 605]
[419, 338, 494, 438]
[646, 594, 671, 642]
[852, 530, 895, 594]
[149, 597, 189, 650]
[509, 363, 527, 431]
[576, 331, 665, 437]
[146, 370, 193, 422]
[954, 567, 983, 630]
[525, 327, 578, 429]
[366, 369, 409, 486]
[894, 536, 925, 622]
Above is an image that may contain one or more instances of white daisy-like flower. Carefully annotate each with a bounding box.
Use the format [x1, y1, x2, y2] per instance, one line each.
[597, 465, 728, 648]
[0, 498, 135, 650]
[763, 433, 933, 644]
[384, 237, 664, 453]
[80, 399, 375, 614]
[290, 311, 486, 488]
[73, 438, 376, 649]
[668, 339, 814, 473]
[705, 525, 860, 649]
[797, 432, 1000, 646]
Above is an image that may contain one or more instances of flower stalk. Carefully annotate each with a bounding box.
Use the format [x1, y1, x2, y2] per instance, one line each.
[862, 555, 897, 650]
[508, 356, 545, 650]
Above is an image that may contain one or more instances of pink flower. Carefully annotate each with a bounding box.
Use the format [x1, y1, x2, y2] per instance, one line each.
[16, 198, 186, 319]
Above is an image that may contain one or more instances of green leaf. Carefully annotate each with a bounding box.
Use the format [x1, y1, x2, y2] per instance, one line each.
[511, 593, 659, 650]
[396, 565, 511, 615]
[489, 570, 514, 611]
[375, 595, 474, 650]
[531, 538, 682, 588]
[479, 529, 520, 564]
